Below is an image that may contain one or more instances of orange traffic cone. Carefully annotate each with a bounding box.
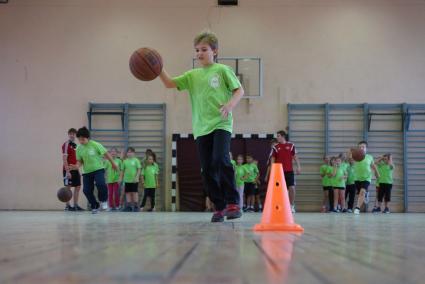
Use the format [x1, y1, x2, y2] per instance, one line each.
[253, 163, 304, 232]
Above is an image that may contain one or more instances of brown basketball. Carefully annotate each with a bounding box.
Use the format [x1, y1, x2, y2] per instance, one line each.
[57, 187, 73, 203]
[129, 47, 163, 81]
[351, 148, 366, 162]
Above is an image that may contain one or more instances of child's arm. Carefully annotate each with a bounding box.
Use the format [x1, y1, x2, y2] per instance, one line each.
[156, 174, 159, 188]
[103, 152, 118, 170]
[264, 165, 271, 182]
[220, 87, 244, 119]
[293, 155, 301, 174]
[388, 155, 394, 168]
[371, 162, 380, 179]
[135, 168, 141, 183]
[159, 69, 177, 89]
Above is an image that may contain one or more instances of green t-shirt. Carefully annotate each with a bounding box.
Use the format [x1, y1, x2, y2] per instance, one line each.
[121, 157, 142, 183]
[320, 164, 333, 187]
[105, 158, 122, 183]
[377, 162, 394, 184]
[346, 165, 356, 185]
[76, 140, 107, 174]
[353, 154, 374, 182]
[243, 163, 259, 183]
[235, 164, 247, 187]
[172, 63, 242, 139]
[331, 166, 346, 188]
[142, 164, 159, 188]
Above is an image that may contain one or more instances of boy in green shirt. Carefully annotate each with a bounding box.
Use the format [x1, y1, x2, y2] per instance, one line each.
[159, 31, 245, 222]
[119, 147, 142, 212]
[105, 147, 122, 211]
[75, 127, 118, 214]
[352, 141, 380, 215]
[373, 154, 394, 213]
[319, 155, 333, 212]
[243, 155, 259, 212]
[140, 155, 159, 212]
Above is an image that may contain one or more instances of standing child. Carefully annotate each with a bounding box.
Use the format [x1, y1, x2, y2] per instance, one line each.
[243, 154, 259, 212]
[344, 157, 357, 213]
[105, 147, 122, 211]
[330, 157, 347, 212]
[319, 155, 333, 212]
[140, 155, 159, 212]
[235, 154, 247, 209]
[75, 127, 118, 214]
[119, 147, 141, 212]
[159, 31, 244, 222]
[352, 141, 380, 215]
[373, 154, 394, 213]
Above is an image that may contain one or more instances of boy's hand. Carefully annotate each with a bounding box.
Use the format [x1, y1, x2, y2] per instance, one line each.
[220, 103, 232, 119]
[112, 163, 119, 171]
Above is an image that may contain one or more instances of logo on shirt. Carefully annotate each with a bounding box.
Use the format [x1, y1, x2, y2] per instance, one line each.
[88, 149, 96, 156]
[209, 74, 220, 89]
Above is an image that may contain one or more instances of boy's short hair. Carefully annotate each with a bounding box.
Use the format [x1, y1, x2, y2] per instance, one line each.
[277, 130, 289, 141]
[68, 128, 77, 134]
[194, 31, 218, 58]
[76, 127, 90, 138]
[127, 147, 135, 153]
[358, 140, 368, 146]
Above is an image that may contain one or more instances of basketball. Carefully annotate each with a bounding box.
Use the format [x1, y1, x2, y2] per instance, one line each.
[129, 47, 163, 81]
[57, 187, 72, 203]
[351, 148, 366, 162]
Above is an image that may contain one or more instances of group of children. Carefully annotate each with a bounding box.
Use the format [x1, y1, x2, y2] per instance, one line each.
[66, 127, 159, 214]
[320, 141, 394, 214]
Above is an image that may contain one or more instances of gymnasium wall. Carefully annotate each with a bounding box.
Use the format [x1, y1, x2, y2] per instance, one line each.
[1, 0, 424, 210]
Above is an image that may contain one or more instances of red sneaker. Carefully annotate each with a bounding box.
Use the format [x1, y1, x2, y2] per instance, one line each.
[211, 210, 224, 222]
[224, 204, 242, 220]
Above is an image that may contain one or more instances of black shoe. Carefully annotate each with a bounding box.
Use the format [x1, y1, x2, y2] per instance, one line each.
[372, 207, 381, 213]
[122, 206, 132, 212]
[342, 209, 348, 213]
[64, 204, 71, 211]
[68, 206, 76, 211]
[383, 207, 390, 214]
[211, 211, 224, 222]
[74, 205, 85, 211]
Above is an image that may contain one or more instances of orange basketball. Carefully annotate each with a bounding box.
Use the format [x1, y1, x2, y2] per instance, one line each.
[351, 148, 366, 162]
[57, 187, 72, 203]
[129, 47, 163, 81]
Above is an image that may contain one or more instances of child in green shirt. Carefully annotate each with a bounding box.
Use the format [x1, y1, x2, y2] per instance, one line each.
[373, 153, 394, 213]
[105, 147, 122, 211]
[319, 155, 333, 212]
[119, 147, 142, 212]
[159, 31, 244, 222]
[243, 155, 259, 212]
[140, 155, 159, 212]
[75, 127, 118, 214]
[352, 141, 380, 214]
[330, 157, 347, 212]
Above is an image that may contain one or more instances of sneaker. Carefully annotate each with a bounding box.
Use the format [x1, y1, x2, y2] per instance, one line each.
[122, 206, 132, 212]
[342, 209, 348, 213]
[224, 204, 242, 220]
[383, 207, 390, 214]
[101, 202, 108, 211]
[64, 204, 71, 211]
[68, 206, 76, 211]
[132, 206, 140, 212]
[331, 209, 338, 213]
[211, 210, 225, 222]
[347, 209, 353, 213]
[291, 205, 296, 213]
[246, 207, 255, 212]
[372, 207, 381, 213]
[354, 207, 360, 215]
[91, 208, 98, 214]
[75, 205, 85, 211]
[140, 207, 145, 212]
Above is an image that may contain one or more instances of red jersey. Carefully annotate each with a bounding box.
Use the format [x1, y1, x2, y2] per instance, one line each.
[62, 140, 77, 170]
[271, 142, 297, 172]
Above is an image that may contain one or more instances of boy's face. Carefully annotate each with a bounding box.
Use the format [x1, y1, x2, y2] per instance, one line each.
[78, 137, 88, 145]
[68, 132, 76, 141]
[358, 143, 367, 153]
[237, 157, 244, 164]
[127, 151, 135, 158]
[195, 42, 216, 66]
[276, 134, 285, 143]
[246, 156, 253, 163]
[147, 156, 154, 164]
[110, 149, 117, 158]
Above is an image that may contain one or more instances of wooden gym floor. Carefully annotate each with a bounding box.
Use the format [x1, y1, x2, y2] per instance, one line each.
[0, 211, 424, 284]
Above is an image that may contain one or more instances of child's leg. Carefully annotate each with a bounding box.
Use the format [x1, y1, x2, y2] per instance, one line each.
[120, 184, 125, 207]
[73, 186, 81, 207]
[107, 184, 114, 208]
[140, 188, 148, 208]
[113, 183, 120, 208]
[322, 189, 329, 208]
[374, 187, 380, 208]
[333, 189, 339, 211]
[196, 132, 225, 211]
[125, 193, 132, 206]
[93, 170, 108, 203]
[82, 173, 98, 209]
[212, 130, 239, 207]
[236, 185, 244, 208]
[328, 188, 334, 210]
[356, 189, 366, 208]
[340, 189, 346, 209]
[150, 189, 156, 209]
[347, 185, 355, 210]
